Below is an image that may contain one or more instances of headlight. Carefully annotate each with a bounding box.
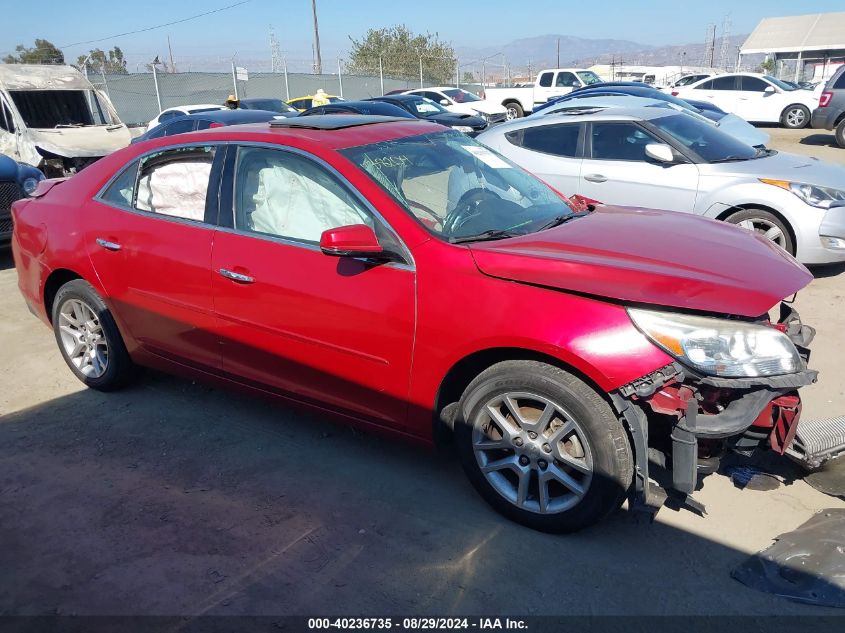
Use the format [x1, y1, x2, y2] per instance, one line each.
[628, 308, 801, 377]
[760, 179, 845, 209]
[22, 176, 42, 195]
[452, 125, 474, 134]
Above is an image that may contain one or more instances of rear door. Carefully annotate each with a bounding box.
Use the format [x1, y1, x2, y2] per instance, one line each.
[579, 121, 699, 211]
[690, 75, 741, 114]
[533, 71, 556, 105]
[499, 122, 584, 195]
[85, 144, 222, 370]
[210, 144, 416, 426]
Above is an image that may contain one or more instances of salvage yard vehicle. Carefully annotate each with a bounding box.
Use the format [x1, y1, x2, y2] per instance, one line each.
[483, 68, 604, 119]
[0, 64, 131, 176]
[479, 107, 845, 264]
[672, 72, 821, 129]
[12, 115, 841, 532]
[402, 87, 508, 124]
[365, 95, 489, 135]
[131, 109, 291, 144]
[286, 94, 344, 111]
[146, 104, 227, 131]
[238, 98, 299, 115]
[810, 65, 845, 148]
[300, 100, 417, 119]
[0, 153, 43, 246]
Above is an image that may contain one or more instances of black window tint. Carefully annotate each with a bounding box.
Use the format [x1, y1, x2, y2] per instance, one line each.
[135, 146, 216, 222]
[590, 122, 658, 161]
[695, 79, 714, 90]
[158, 111, 181, 123]
[710, 76, 737, 90]
[833, 72, 845, 89]
[740, 76, 769, 92]
[506, 124, 580, 157]
[539, 72, 554, 88]
[424, 92, 444, 102]
[163, 119, 196, 136]
[100, 160, 139, 207]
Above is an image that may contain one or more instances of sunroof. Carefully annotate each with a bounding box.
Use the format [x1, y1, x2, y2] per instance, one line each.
[269, 114, 418, 130]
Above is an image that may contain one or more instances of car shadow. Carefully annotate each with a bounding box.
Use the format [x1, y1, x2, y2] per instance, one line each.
[810, 261, 845, 278]
[800, 133, 838, 148]
[0, 370, 842, 618]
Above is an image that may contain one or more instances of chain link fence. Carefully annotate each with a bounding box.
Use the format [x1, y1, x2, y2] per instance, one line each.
[89, 70, 478, 127]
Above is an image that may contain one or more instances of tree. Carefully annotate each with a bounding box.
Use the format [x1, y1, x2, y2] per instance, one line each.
[462, 71, 476, 84]
[759, 57, 776, 74]
[76, 47, 128, 74]
[347, 25, 455, 84]
[3, 39, 64, 64]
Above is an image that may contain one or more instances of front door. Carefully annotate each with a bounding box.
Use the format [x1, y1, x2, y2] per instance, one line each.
[85, 144, 222, 370]
[211, 145, 416, 427]
[579, 121, 699, 212]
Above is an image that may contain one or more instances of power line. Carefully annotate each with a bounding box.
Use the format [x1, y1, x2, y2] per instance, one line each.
[60, 0, 252, 49]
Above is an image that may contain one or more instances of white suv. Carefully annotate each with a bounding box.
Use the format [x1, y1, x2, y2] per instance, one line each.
[673, 73, 820, 128]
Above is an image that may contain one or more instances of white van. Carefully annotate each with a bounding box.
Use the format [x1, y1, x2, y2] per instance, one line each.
[0, 64, 131, 176]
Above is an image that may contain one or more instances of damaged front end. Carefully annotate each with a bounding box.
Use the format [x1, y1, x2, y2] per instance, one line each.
[612, 303, 840, 515]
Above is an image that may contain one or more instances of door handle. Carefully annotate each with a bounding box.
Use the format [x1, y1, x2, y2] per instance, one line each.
[95, 238, 121, 251]
[218, 268, 255, 284]
[584, 174, 607, 183]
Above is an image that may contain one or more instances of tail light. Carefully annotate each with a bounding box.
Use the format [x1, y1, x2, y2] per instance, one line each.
[819, 91, 832, 107]
[209, 122, 225, 128]
[671, 91, 679, 96]
[478, 90, 485, 100]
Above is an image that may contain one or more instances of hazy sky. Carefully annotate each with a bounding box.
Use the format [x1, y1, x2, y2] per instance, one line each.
[2, 0, 844, 69]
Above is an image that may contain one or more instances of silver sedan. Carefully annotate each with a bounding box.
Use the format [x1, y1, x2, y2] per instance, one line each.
[478, 107, 845, 264]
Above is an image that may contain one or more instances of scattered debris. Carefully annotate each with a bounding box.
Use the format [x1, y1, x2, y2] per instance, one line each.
[732, 509, 845, 608]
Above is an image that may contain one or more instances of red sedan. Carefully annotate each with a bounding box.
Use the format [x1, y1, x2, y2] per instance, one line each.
[12, 115, 819, 532]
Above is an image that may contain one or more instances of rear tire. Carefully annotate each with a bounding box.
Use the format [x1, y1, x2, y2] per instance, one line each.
[504, 101, 524, 120]
[836, 119, 845, 149]
[781, 104, 810, 129]
[726, 208, 795, 256]
[52, 279, 134, 391]
[455, 360, 633, 532]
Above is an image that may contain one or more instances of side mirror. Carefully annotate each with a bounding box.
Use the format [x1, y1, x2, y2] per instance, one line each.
[440, 99, 450, 106]
[644, 143, 676, 164]
[764, 86, 776, 95]
[319, 224, 385, 258]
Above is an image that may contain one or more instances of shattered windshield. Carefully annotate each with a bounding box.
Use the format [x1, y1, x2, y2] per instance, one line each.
[9, 89, 116, 128]
[342, 130, 575, 242]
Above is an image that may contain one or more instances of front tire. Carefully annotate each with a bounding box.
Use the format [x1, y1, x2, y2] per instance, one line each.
[455, 361, 633, 532]
[726, 208, 795, 256]
[781, 104, 810, 129]
[836, 119, 845, 149]
[52, 279, 134, 391]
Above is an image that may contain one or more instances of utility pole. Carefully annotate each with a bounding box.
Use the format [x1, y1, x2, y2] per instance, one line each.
[556, 38, 560, 67]
[167, 35, 176, 73]
[311, 0, 322, 74]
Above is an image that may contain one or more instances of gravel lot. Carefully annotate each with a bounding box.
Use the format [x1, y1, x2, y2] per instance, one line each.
[1, 126, 844, 617]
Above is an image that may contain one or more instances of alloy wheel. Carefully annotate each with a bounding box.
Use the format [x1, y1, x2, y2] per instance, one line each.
[785, 107, 807, 127]
[736, 217, 788, 249]
[505, 106, 519, 120]
[58, 299, 109, 378]
[472, 391, 594, 514]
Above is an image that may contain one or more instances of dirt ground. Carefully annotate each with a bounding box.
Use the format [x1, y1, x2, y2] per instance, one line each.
[1, 127, 845, 617]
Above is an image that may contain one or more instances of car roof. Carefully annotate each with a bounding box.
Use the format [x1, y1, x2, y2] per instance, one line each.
[369, 94, 421, 102]
[303, 101, 416, 117]
[172, 109, 284, 123]
[495, 106, 676, 131]
[162, 104, 224, 112]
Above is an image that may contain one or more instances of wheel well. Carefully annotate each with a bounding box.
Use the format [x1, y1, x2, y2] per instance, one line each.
[433, 347, 610, 443]
[715, 204, 797, 255]
[835, 111, 845, 128]
[502, 99, 522, 110]
[43, 269, 82, 323]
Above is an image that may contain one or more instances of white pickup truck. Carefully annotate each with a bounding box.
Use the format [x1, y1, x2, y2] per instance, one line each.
[484, 68, 604, 119]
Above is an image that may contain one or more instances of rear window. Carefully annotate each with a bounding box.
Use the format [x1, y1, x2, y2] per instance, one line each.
[834, 71, 845, 90]
[539, 72, 554, 88]
[506, 124, 580, 158]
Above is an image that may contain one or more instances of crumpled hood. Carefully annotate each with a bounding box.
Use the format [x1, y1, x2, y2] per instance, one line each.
[27, 125, 131, 158]
[709, 150, 845, 189]
[469, 205, 812, 317]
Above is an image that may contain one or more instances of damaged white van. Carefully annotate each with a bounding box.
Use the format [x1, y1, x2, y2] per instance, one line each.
[0, 64, 131, 177]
